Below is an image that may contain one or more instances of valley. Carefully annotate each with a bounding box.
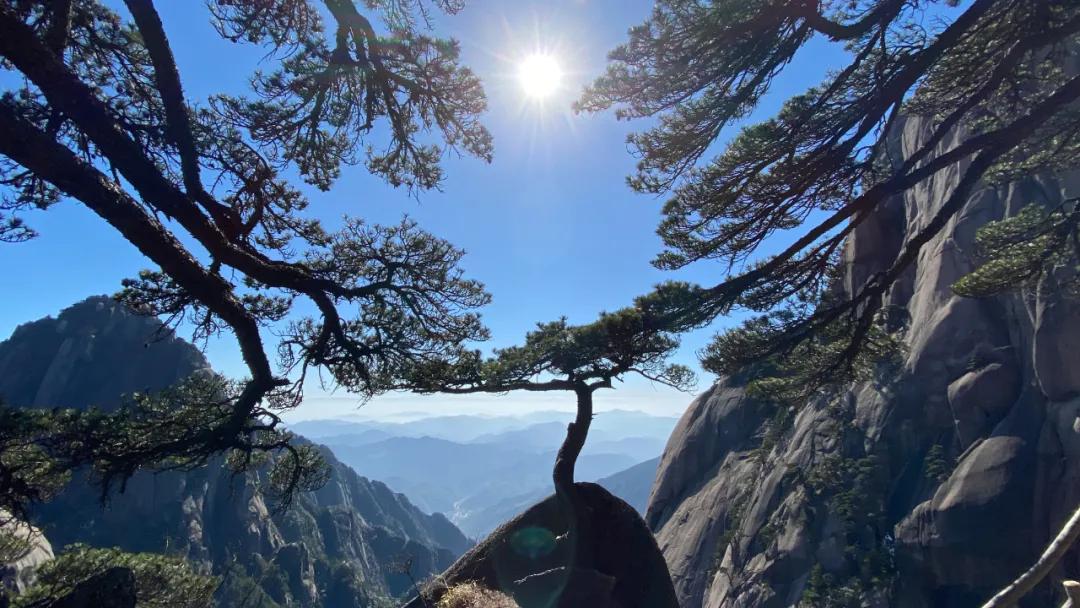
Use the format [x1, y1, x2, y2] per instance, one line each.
[289, 410, 676, 537]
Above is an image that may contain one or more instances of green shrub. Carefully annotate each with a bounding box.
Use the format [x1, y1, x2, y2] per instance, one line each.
[437, 582, 518, 608]
[14, 544, 217, 608]
[924, 444, 953, 483]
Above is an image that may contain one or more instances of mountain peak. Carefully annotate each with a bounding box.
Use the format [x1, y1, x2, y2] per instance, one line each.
[0, 296, 208, 410]
[4, 296, 473, 606]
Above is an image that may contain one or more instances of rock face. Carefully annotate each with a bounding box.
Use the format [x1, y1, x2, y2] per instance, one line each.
[0, 295, 210, 411]
[648, 113, 1080, 608]
[0, 297, 471, 607]
[0, 517, 54, 596]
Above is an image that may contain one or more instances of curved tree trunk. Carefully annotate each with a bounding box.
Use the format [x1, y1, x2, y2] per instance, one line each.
[553, 386, 593, 491]
[552, 386, 594, 569]
[981, 503, 1080, 607]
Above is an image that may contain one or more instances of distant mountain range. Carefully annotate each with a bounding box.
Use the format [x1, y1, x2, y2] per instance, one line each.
[290, 409, 678, 450]
[0, 297, 472, 607]
[289, 411, 678, 538]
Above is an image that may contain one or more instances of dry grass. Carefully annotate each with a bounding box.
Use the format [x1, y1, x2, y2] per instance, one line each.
[436, 581, 519, 608]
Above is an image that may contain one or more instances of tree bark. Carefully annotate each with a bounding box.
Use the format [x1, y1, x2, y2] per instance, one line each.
[552, 386, 595, 572]
[553, 386, 593, 492]
[981, 503, 1080, 608]
[0, 102, 275, 396]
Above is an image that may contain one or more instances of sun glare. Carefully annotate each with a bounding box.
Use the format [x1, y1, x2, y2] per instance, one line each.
[518, 54, 563, 100]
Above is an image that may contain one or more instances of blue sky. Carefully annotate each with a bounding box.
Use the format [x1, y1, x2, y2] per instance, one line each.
[0, 0, 859, 419]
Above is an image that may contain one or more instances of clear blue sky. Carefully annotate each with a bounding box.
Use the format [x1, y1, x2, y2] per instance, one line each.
[0, 0, 857, 419]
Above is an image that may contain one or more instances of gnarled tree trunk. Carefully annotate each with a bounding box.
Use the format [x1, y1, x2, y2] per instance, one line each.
[552, 385, 595, 570]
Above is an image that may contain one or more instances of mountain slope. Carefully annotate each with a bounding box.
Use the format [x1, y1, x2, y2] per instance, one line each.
[295, 411, 676, 537]
[325, 435, 638, 537]
[647, 113, 1080, 608]
[0, 295, 209, 411]
[597, 457, 659, 514]
[0, 297, 470, 606]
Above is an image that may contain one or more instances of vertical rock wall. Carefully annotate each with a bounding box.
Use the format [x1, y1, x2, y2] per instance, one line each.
[648, 113, 1080, 608]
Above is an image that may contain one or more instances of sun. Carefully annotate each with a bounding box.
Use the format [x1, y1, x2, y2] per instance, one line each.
[518, 54, 563, 100]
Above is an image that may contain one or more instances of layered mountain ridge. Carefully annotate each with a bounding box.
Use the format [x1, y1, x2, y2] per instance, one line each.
[293, 411, 676, 537]
[0, 296, 470, 607]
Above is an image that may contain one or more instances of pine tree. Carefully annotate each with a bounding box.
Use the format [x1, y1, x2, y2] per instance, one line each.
[403, 287, 695, 584]
[12, 545, 217, 608]
[578, 0, 1080, 384]
[953, 199, 1080, 299]
[0, 0, 491, 502]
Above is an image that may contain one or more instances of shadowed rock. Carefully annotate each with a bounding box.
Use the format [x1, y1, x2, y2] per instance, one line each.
[403, 483, 678, 608]
[52, 567, 136, 608]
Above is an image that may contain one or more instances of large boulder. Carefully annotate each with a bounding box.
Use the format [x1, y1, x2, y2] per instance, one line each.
[404, 483, 678, 608]
[1034, 271, 1080, 401]
[0, 518, 54, 597]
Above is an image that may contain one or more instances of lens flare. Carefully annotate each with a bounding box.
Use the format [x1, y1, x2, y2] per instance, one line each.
[509, 526, 558, 559]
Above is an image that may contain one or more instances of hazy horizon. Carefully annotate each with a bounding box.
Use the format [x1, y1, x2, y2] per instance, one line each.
[285, 383, 696, 423]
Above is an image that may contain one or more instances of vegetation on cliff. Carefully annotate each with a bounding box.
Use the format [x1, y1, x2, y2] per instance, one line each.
[580, 0, 1080, 383]
[0, 0, 493, 506]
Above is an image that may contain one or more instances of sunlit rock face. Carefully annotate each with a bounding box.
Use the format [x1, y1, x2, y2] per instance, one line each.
[0, 295, 210, 411]
[648, 111, 1080, 608]
[0, 298, 471, 607]
[0, 516, 54, 596]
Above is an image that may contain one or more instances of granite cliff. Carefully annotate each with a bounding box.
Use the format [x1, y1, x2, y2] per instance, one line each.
[648, 111, 1080, 608]
[0, 297, 470, 607]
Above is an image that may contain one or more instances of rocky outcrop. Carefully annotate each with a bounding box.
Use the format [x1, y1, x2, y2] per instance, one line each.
[403, 482, 678, 608]
[0, 517, 54, 596]
[649, 112, 1080, 608]
[0, 297, 471, 607]
[0, 295, 209, 411]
